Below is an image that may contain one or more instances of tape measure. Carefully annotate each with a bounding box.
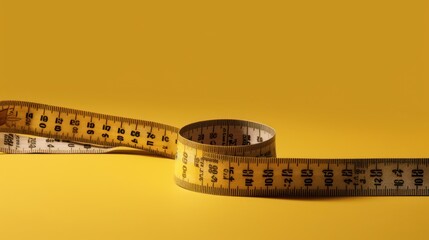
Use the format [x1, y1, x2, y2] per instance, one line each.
[1, 100, 428, 197]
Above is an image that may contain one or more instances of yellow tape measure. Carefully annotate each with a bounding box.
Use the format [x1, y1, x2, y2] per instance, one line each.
[1, 100, 428, 197]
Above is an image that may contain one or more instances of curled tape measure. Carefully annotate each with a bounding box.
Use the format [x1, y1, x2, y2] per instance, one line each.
[1, 100, 428, 197]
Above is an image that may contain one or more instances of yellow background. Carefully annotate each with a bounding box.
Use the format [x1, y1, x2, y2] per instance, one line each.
[1, 1, 428, 239]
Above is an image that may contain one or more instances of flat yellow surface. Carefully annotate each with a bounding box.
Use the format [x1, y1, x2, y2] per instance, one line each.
[1, 1, 428, 239]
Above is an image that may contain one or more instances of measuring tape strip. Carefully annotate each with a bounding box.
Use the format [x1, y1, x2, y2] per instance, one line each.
[1, 100, 428, 197]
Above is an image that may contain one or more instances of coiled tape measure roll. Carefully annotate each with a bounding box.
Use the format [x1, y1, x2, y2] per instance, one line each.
[1, 100, 428, 197]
